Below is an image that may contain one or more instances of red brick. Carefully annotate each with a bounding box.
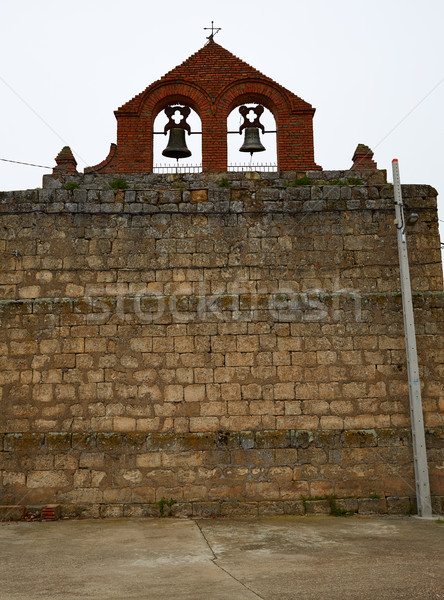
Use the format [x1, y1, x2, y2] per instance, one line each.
[82, 42, 320, 174]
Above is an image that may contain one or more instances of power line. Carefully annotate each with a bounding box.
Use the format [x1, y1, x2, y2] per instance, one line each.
[372, 75, 444, 153]
[0, 157, 87, 175]
[0, 157, 53, 169]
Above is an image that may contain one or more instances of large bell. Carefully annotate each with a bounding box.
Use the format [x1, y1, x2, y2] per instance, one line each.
[239, 126, 266, 155]
[162, 127, 192, 159]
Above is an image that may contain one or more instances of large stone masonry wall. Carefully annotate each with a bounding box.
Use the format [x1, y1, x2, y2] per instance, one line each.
[0, 170, 443, 517]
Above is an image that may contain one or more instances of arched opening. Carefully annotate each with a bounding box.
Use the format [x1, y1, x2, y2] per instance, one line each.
[153, 104, 202, 173]
[227, 103, 277, 171]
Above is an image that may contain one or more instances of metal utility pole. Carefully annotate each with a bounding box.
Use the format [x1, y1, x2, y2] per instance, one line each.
[392, 159, 432, 518]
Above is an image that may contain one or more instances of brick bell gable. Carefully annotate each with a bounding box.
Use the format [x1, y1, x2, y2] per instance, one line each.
[85, 41, 321, 173]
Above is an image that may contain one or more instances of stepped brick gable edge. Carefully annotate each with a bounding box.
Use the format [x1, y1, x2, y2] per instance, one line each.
[80, 41, 321, 174]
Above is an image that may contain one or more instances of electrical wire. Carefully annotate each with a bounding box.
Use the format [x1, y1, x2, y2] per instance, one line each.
[0, 157, 53, 169]
[0, 157, 84, 174]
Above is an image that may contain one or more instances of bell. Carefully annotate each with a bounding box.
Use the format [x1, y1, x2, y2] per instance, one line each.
[162, 127, 192, 159]
[239, 127, 266, 155]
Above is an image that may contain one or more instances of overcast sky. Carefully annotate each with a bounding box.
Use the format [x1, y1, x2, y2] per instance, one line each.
[1, 0, 443, 255]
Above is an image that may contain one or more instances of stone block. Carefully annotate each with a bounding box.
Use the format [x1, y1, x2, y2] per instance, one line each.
[304, 499, 331, 515]
[386, 496, 413, 515]
[237, 335, 259, 352]
[274, 382, 295, 400]
[26, 470, 69, 489]
[255, 430, 291, 449]
[136, 453, 162, 468]
[358, 497, 388, 514]
[3, 433, 45, 452]
[18, 286, 41, 299]
[122, 469, 143, 485]
[335, 498, 358, 514]
[100, 504, 124, 518]
[170, 502, 193, 517]
[54, 454, 78, 470]
[184, 384, 205, 402]
[189, 417, 220, 432]
[221, 502, 259, 517]
[279, 480, 309, 498]
[33, 455, 55, 470]
[165, 385, 183, 403]
[102, 488, 132, 503]
[113, 417, 136, 431]
[45, 433, 72, 451]
[79, 452, 105, 469]
[130, 486, 156, 504]
[282, 500, 305, 515]
[342, 429, 377, 447]
[71, 433, 97, 450]
[122, 504, 145, 518]
[320, 416, 344, 429]
[0, 505, 25, 521]
[32, 385, 53, 403]
[2, 472, 26, 486]
[192, 501, 221, 517]
[161, 451, 202, 467]
[258, 501, 284, 515]
[225, 352, 254, 367]
[190, 190, 208, 203]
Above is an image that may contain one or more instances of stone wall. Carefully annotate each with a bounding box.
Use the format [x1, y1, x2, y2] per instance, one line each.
[0, 170, 443, 516]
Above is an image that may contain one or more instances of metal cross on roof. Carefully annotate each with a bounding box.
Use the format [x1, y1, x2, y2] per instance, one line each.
[204, 21, 221, 43]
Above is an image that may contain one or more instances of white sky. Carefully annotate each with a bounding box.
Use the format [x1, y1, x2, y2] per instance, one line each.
[1, 0, 443, 257]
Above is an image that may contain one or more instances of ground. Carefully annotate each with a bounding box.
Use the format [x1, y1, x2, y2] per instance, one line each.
[1, 515, 443, 599]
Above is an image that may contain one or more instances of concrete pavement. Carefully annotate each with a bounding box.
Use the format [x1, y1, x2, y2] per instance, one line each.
[1, 516, 443, 599]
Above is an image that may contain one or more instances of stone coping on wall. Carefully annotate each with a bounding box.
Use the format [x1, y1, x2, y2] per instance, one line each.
[39, 169, 388, 191]
[1, 179, 438, 219]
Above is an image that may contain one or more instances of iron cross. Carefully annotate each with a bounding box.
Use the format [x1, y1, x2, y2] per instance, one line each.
[204, 21, 221, 43]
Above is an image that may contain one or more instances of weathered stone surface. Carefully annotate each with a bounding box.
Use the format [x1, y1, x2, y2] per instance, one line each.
[221, 502, 259, 517]
[304, 499, 331, 515]
[386, 496, 414, 515]
[26, 471, 69, 489]
[358, 497, 388, 514]
[192, 501, 221, 517]
[283, 500, 305, 515]
[0, 505, 25, 521]
[335, 498, 359, 514]
[0, 175, 442, 513]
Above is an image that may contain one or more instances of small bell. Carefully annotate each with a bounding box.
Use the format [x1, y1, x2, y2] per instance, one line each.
[238, 105, 266, 156]
[239, 127, 266, 155]
[162, 128, 192, 159]
[162, 105, 192, 160]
